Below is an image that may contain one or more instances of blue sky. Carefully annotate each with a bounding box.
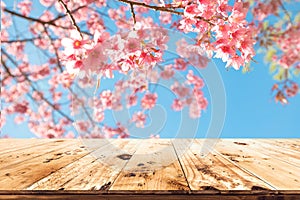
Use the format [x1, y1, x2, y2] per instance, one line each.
[1, 0, 299, 138]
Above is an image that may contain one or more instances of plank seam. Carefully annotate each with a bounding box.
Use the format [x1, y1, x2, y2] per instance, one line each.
[212, 147, 278, 191]
[107, 140, 142, 191]
[0, 141, 79, 170]
[171, 139, 192, 192]
[25, 141, 112, 190]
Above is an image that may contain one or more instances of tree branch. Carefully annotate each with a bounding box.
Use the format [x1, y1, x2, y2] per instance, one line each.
[1, 49, 74, 122]
[48, 5, 86, 23]
[117, 0, 214, 25]
[43, 26, 64, 72]
[129, 3, 136, 26]
[4, 8, 92, 36]
[57, 0, 83, 39]
[277, 0, 293, 25]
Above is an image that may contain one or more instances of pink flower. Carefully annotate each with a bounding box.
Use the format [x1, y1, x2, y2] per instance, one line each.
[82, 44, 106, 74]
[174, 58, 187, 71]
[18, 0, 32, 16]
[126, 37, 141, 53]
[178, 17, 197, 33]
[214, 41, 235, 62]
[102, 123, 129, 138]
[172, 99, 184, 111]
[127, 94, 137, 108]
[160, 65, 175, 79]
[212, 24, 230, 38]
[61, 30, 89, 56]
[14, 102, 28, 114]
[225, 55, 244, 70]
[186, 70, 205, 89]
[159, 12, 172, 24]
[132, 111, 147, 128]
[189, 101, 201, 118]
[217, 0, 232, 17]
[196, 96, 208, 110]
[171, 82, 189, 98]
[74, 121, 90, 133]
[184, 4, 201, 18]
[86, 13, 104, 34]
[93, 109, 104, 122]
[239, 38, 255, 59]
[141, 93, 157, 109]
[100, 90, 113, 109]
[14, 115, 25, 124]
[40, 0, 54, 7]
[286, 83, 299, 97]
[229, 1, 249, 24]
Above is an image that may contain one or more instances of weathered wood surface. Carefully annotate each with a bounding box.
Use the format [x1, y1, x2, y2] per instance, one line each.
[0, 139, 299, 199]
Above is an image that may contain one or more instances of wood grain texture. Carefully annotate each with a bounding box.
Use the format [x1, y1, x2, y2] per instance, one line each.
[27, 139, 140, 190]
[0, 139, 54, 154]
[0, 140, 103, 190]
[214, 139, 300, 190]
[172, 139, 274, 191]
[0, 191, 300, 200]
[0, 138, 299, 198]
[255, 139, 300, 153]
[110, 139, 189, 191]
[245, 139, 300, 167]
[0, 140, 79, 170]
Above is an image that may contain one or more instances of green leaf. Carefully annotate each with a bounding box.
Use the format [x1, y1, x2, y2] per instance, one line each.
[293, 68, 300, 77]
[295, 13, 300, 23]
[269, 63, 277, 74]
[265, 48, 276, 62]
[242, 62, 252, 74]
[273, 68, 285, 81]
[263, 21, 269, 30]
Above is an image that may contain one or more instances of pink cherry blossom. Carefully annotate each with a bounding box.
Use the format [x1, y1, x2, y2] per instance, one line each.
[172, 99, 184, 111]
[17, 0, 32, 16]
[127, 94, 138, 108]
[40, 0, 54, 7]
[186, 70, 205, 89]
[132, 111, 147, 128]
[141, 93, 157, 110]
[171, 82, 190, 98]
[160, 65, 175, 79]
[159, 12, 172, 24]
[2, 0, 299, 139]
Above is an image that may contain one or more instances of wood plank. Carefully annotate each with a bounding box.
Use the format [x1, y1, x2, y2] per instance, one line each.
[238, 139, 300, 167]
[172, 139, 274, 191]
[0, 139, 106, 190]
[255, 139, 300, 152]
[110, 139, 189, 191]
[27, 139, 140, 190]
[1, 191, 300, 200]
[0, 140, 79, 170]
[0, 139, 53, 154]
[214, 139, 300, 190]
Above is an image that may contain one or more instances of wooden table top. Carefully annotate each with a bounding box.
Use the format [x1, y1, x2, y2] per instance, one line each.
[0, 139, 299, 199]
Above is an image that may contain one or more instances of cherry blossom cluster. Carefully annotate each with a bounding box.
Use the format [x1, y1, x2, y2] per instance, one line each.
[252, 0, 300, 104]
[1, 0, 299, 139]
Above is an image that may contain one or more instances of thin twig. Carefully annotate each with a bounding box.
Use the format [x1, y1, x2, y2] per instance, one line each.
[118, 0, 214, 25]
[1, 37, 56, 43]
[48, 5, 86, 23]
[1, 49, 74, 122]
[43, 26, 63, 72]
[4, 8, 91, 36]
[277, 0, 293, 25]
[130, 3, 136, 26]
[58, 0, 83, 39]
